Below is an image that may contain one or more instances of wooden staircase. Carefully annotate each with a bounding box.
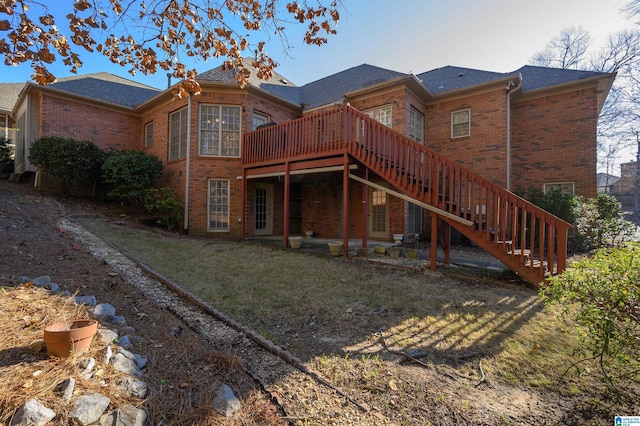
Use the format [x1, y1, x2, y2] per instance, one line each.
[243, 105, 572, 286]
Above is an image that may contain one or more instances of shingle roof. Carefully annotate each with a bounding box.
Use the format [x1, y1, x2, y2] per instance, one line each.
[298, 64, 405, 109]
[195, 62, 614, 111]
[416, 66, 507, 95]
[0, 82, 25, 113]
[514, 65, 607, 92]
[197, 64, 303, 105]
[48, 72, 160, 108]
[597, 172, 621, 188]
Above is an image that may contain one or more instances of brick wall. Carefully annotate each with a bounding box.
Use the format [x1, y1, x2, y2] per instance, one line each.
[40, 95, 141, 151]
[140, 89, 300, 236]
[511, 87, 598, 197]
[425, 88, 508, 187]
[613, 161, 638, 194]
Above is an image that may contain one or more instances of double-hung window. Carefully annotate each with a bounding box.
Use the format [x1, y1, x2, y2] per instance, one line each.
[144, 121, 153, 147]
[409, 107, 424, 144]
[200, 105, 241, 157]
[169, 108, 188, 160]
[208, 179, 230, 231]
[451, 109, 470, 138]
[253, 111, 270, 130]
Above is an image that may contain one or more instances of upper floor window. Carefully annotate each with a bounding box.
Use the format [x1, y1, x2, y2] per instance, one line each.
[451, 109, 470, 138]
[543, 182, 575, 196]
[200, 105, 241, 157]
[409, 107, 424, 144]
[169, 108, 187, 161]
[253, 111, 270, 130]
[365, 105, 392, 128]
[144, 121, 153, 147]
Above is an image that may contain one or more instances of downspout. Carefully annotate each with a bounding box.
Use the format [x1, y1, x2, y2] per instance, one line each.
[506, 79, 522, 191]
[4, 115, 7, 139]
[183, 93, 193, 234]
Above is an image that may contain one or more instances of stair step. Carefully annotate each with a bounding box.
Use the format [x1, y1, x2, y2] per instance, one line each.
[507, 249, 530, 257]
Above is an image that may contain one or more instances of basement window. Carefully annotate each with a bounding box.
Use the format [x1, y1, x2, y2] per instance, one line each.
[543, 182, 575, 196]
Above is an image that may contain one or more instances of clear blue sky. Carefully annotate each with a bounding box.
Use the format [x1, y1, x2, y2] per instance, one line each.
[0, 0, 634, 88]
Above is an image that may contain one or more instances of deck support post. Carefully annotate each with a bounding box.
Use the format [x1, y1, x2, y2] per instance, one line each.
[430, 212, 438, 271]
[283, 161, 290, 248]
[361, 169, 368, 249]
[343, 154, 350, 256]
[241, 168, 246, 240]
[443, 221, 451, 265]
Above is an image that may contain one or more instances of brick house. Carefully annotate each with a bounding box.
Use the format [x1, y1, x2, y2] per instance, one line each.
[6, 62, 615, 284]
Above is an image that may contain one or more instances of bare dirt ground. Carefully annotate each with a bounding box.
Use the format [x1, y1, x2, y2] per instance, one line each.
[1, 178, 636, 425]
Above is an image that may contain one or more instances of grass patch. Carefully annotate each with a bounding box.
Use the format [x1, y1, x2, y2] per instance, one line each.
[76, 218, 600, 396]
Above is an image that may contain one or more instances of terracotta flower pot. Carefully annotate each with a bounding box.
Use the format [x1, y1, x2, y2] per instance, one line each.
[44, 319, 98, 358]
[388, 246, 402, 258]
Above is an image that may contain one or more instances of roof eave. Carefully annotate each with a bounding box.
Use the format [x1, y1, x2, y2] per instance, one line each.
[429, 73, 523, 99]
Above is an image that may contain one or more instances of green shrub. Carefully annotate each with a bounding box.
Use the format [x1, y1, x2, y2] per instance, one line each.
[570, 193, 635, 252]
[541, 246, 640, 397]
[29, 136, 106, 193]
[519, 188, 635, 253]
[144, 186, 182, 230]
[102, 150, 163, 207]
[0, 137, 13, 174]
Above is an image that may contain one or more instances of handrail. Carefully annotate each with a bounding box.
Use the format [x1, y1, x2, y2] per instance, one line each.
[243, 105, 573, 285]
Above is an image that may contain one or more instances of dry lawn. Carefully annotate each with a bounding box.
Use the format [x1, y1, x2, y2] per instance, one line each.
[72, 216, 638, 424]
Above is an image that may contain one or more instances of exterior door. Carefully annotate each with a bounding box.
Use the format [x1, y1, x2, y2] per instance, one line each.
[368, 187, 389, 239]
[254, 183, 273, 235]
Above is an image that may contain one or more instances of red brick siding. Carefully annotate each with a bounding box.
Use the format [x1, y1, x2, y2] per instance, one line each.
[40, 95, 141, 151]
[425, 88, 508, 186]
[511, 87, 598, 197]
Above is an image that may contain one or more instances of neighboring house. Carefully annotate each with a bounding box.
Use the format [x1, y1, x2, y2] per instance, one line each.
[597, 172, 620, 193]
[5, 61, 615, 285]
[610, 161, 639, 211]
[0, 82, 23, 143]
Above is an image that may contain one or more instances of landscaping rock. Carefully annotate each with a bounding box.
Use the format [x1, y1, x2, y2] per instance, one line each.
[55, 377, 76, 401]
[93, 303, 116, 321]
[74, 295, 97, 306]
[30, 276, 51, 286]
[10, 398, 55, 426]
[116, 335, 132, 348]
[115, 376, 148, 399]
[213, 384, 241, 417]
[110, 353, 142, 377]
[100, 405, 146, 426]
[117, 347, 147, 369]
[78, 357, 96, 379]
[70, 393, 110, 425]
[98, 328, 118, 344]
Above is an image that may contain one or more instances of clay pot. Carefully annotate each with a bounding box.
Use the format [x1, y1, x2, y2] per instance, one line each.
[388, 246, 402, 258]
[355, 247, 370, 257]
[44, 319, 98, 358]
[328, 242, 343, 256]
[288, 236, 303, 249]
[404, 248, 420, 259]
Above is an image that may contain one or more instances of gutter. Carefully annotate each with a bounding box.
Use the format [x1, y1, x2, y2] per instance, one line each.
[183, 92, 193, 234]
[506, 77, 522, 191]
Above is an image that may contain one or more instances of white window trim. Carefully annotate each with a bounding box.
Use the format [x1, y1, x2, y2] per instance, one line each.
[199, 104, 242, 158]
[364, 104, 393, 128]
[144, 121, 153, 147]
[451, 108, 470, 139]
[207, 179, 230, 232]
[253, 110, 270, 130]
[543, 182, 575, 196]
[409, 106, 424, 144]
[169, 108, 187, 161]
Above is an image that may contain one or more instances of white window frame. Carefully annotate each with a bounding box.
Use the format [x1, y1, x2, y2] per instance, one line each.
[364, 105, 392, 128]
[409, 106, 424, 144]
[253, 111, 270, 130]
[199, 104, 241, 157]
[451, 108, 470, 138]
[543, 182, 575, 196]
[208, 179, 230, 232]
[144, 121, 153, 147]
[169, 108, 188, 161]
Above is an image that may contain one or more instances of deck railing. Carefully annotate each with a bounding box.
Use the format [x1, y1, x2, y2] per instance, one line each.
[243, 105, 572, 285]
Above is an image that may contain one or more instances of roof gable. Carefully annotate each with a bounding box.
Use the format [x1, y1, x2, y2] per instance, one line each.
[0, 82, 25, 113]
